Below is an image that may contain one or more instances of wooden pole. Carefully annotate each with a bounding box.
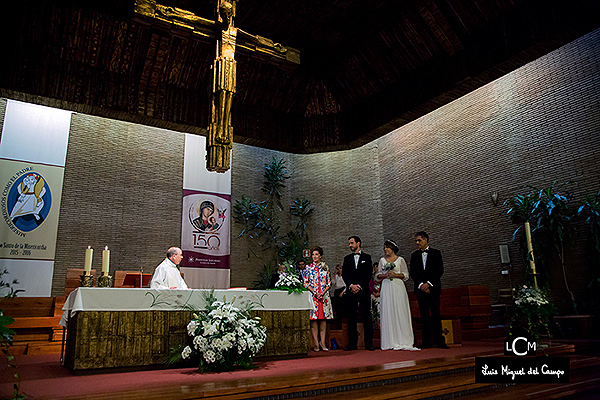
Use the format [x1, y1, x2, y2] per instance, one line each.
[524, 222, 538, 288]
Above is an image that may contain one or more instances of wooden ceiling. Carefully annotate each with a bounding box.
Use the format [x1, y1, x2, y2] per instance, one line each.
[1, 0, 598, 153]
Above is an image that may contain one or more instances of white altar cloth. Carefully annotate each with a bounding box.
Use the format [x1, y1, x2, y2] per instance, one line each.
[61, 287, 311, 326]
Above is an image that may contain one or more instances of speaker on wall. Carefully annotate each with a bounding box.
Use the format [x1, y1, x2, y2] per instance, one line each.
[499, 245, 510, 264]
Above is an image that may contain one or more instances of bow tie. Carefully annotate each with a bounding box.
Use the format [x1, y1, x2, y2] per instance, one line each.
[421, 249, 429, 253]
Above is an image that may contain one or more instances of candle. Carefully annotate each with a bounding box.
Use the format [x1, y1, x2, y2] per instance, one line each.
[84, 246, 93, 276]
[102, 246, 110, 275]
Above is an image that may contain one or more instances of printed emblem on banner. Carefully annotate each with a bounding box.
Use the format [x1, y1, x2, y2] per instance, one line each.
[2, 171, 52, 233]
[188, 199, 227, 233]
[181, 192, 230, 268]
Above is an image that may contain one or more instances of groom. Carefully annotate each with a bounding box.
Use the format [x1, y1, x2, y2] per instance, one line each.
[342, 236, 374, 351]
[409, 231, 449, 349]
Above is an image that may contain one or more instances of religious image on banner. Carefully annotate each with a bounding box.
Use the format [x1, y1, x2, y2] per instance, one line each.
[191, 200, 224, 232]
[0, 160, 63, 261]
[6, 172, 51, 232]
[181, 190, 230, 269]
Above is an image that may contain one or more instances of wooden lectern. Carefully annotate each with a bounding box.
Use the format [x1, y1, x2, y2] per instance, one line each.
[122, 273, 152, 288]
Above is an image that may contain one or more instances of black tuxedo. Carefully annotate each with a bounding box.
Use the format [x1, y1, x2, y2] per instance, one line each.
[342, 251, 373, 349]
[409, 247, 445, 347]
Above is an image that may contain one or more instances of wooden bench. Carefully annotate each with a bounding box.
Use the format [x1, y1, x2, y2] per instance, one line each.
[409, 285, 498, 342]
[0, 296, 65, 354]
[554, 315, 600, 339]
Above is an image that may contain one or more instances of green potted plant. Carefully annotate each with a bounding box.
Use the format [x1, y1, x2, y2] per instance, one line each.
[234, 158, 315, 289]
[506, 183, 575, 310]
[0, 269, 25, 399]
[577, 190, 600, 314]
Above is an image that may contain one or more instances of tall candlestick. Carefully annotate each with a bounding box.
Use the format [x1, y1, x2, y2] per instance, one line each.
[102, 246, 110, 275]
[84, 246, 93, 276]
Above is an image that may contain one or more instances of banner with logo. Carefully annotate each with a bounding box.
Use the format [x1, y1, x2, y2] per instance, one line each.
[1, 161, 64, 258]
[182, 190, 230, 268]
[0, 100, 72, 296]
[180, 134, 231, 289]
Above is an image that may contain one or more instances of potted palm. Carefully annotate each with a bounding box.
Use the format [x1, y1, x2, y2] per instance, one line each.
[506, 184, 575, 308]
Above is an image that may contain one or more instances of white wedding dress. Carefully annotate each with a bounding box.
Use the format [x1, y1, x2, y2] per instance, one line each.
[378, 256, 419, 350]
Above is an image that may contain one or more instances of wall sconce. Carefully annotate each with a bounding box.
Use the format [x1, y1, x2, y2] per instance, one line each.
[491, 191, 499, 206]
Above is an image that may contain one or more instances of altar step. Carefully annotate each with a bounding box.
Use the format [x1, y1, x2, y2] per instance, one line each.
[11, 340, 63, 355]
[314, 354, 600, 400]
[462, 325, 509, 341]
[197, 344, 591, 400]
[54, 343, 582, 400]
[457, 355, 600, 400]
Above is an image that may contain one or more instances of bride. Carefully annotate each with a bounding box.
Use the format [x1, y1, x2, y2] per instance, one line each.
[376, 239, 419, 350]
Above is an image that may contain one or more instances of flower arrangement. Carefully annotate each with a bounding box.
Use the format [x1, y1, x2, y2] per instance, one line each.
[512, 285, 555, 344]
[274, 263, 306, 294]
[178, 293, 267, 372]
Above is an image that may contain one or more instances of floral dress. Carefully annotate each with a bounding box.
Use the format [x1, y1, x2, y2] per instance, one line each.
[303, 262, 333, 320]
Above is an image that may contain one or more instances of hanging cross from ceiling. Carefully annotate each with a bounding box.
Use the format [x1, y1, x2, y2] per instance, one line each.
[134, 0, 300, 173]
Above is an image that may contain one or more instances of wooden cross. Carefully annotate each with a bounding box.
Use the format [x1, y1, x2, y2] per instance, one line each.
[134, 0, 300, 173]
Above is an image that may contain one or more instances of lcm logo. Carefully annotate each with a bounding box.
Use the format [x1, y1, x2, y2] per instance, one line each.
[504, 336, 537, 356]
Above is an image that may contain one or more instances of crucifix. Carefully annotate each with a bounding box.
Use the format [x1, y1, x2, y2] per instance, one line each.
[134, 0, 300, 173]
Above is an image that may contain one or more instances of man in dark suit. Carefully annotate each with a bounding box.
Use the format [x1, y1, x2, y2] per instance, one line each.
[342, 236, 374, 351]
[409, 231, 449, 349]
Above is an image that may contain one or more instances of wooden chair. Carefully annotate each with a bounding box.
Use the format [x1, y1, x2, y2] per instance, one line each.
[498, 288, 515, 304]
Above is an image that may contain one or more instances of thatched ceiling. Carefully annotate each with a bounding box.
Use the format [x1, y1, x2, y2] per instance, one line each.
[1, 0, 598, 153]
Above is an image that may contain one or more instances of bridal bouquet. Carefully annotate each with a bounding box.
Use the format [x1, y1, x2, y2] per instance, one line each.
[274, 263, 306, 294]
[382, 262, 396, 281]
[179, 293, 267, 372]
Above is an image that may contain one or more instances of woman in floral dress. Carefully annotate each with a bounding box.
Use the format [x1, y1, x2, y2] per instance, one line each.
[303, 246, 333, 351]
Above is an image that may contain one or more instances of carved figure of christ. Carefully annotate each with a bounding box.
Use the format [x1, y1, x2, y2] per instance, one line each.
[133, 0, 300, 172]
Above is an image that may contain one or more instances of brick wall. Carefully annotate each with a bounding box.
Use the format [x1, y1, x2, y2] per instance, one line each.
[229, 144, 384, 288]
[1, 29, 598, 311]
[229, 145, 295, 287]
[53, 115, 184, 294]
[292, 147, 384, 272]
[230, 29, 600, 311]
[375, 28, 600, 311]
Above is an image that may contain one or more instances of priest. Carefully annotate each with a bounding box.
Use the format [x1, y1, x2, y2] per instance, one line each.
[150, 247, 189, 289]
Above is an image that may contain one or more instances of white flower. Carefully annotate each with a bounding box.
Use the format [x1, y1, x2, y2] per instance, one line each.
[204, 350, 216, 363]
[182, 295, 267, 370]
[275, 270, 304, 289]
[187, 320, 199, 336]
[193, 335, 205, 350]
[202, 320, 219, 336]
[515, 286, 549, 306]
[181, 346, 192, 359]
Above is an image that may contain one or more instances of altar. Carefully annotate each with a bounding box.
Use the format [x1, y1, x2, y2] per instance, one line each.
[62, 288, 312, 371]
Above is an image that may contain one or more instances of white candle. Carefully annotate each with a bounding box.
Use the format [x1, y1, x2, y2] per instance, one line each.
[84, 246, 93, 276]
[102, 246, 110, 275]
